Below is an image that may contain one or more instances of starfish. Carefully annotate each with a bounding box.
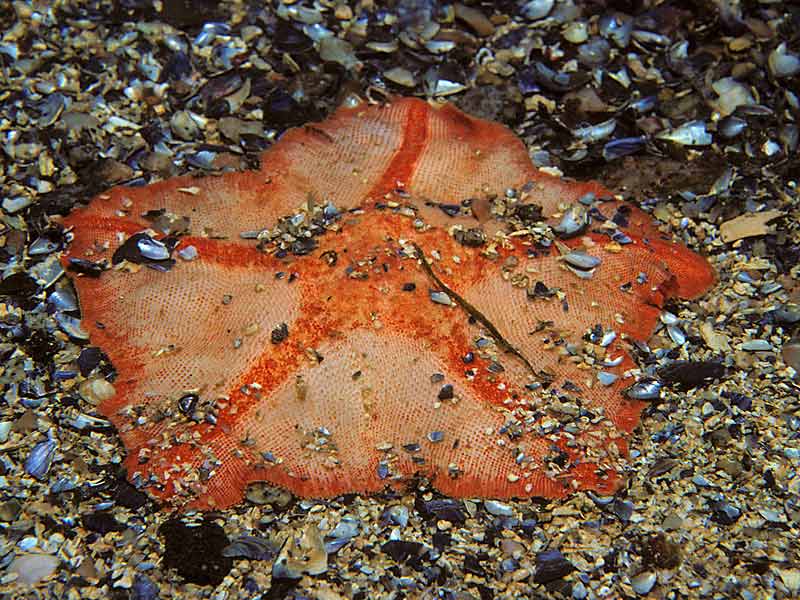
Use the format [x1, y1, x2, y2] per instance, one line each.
[61, 97, 714, 510]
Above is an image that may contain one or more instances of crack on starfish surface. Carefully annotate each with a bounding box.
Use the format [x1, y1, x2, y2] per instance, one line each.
[60, 97, 714, 511]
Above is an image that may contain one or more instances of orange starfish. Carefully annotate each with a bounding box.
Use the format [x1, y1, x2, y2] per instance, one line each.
[62, 97, 714, 510]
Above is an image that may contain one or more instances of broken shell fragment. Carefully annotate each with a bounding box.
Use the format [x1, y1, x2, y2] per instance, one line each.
[25, 436, 57, 480]
[573, 119, 617, 143]
[769, 43, 800, 78]
[273, 524, 327, 579]
[656, 120, 712, 146]
[624, 379, 663, 401]
[563, 251, 601, 270]
[553, 204, 590, 238]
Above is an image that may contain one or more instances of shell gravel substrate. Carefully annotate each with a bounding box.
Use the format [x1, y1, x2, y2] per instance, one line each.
[0, 1, 798, 599]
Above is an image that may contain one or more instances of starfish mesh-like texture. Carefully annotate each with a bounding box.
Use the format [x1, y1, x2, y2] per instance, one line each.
[62, 98, 714, 510]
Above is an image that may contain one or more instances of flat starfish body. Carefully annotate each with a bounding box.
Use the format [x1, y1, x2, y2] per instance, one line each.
[62, 97, 714, 510]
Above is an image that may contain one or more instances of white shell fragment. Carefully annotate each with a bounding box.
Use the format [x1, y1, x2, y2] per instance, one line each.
[9, 554, 60, 586]
[272, 525, 328, 579]
[769, 43, 800, 78]
[178, 245, 199, 261]
[719, 210, 785, 243]
[429, 290, 454, 306]
[563, 251, 601, 270]
[656, 120, 712, 146]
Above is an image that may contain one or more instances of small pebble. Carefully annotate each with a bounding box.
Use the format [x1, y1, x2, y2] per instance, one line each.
[631, 571, 657, 595]
[9, 554, 59, 586]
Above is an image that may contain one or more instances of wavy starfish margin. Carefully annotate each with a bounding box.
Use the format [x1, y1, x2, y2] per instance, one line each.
[60, 96, 714, 511]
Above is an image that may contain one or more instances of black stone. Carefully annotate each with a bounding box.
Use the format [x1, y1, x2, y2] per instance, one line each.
[533, 549, 574, 584]
[67, 257, 106, 277]
[290, 237, 318, 256]
[159, 519, 233, 586]
[381, 540, 425, 563]
[83, 511, 127, 534]
[437, 384, 454, 401]
[114, 478, 150, 510]
[263, 88, 308, 127]
[432, 532, 451, 549]
[222, 535, 277, 561]
[0, 272, 39, 297]
[417, 498, 466, 524]
[178, 393, 199, 415]
[164, 51, 192, 81]
[710, 500, 742, 525]
[454, 227, 487, 247]
[273, 20, 313, 53]
[77, 347, 104, 376]
[271, 322, 289, 344]
[513, 203, 544, 224]
[437, 203, 462, 217]
[464, 554, 486, 577]
[160, 0, 224, 28]
[659, 360, 726, 390]
[528, 280, 555, 299]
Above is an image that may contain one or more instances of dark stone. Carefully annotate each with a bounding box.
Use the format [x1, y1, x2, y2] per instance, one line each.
[610, 498, 634, 523]
[522, 62, 591, 93]
[222, 535, 277, 561]
[464, 553, 486, 577]
[381, 540, 425, 563]
[658, 360, 726, 390]
[437, 203, 462, 218]
[454, 227, 487, 247]
[432, 531, 451, 549]
[533, 549, 574, 584]
[83, 511, 126, 534]
[160, 0, 224, 28]
[159, 519, 233, 586]
[528, 280, 555, 299]
[164, 51, 192, 81]
[23, 329, 60, 363]
[273, 20, 314, 53]
[199, 72, 244, 107]
[131, 573, 159, 600]
[437, 384, 454, 401]
[417, 497, 466, 524]
[271, 322, 289, 344]
[178, 393, 199, 415]
[710, 500, 742, 525]
[114, 478, 150, 510]
[290, 237, 318, 256]
[77, 347, 104, 376]
[67, 257, 106, 277]
[263, 88, 308, 127]
[513, 203, 544, 224]
[0, 272, 39, 297]
[722, 390, 752, 411]
[639, 533, 682, 568]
